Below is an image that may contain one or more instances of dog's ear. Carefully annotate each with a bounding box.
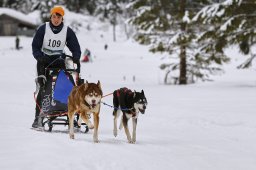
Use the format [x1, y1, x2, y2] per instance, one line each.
[97, 80, 103, 95]
[141, 90, 144, 95]
[86, 80, 89, 84]
[97, 80, 101, 88]
[84, 82, 88, 91]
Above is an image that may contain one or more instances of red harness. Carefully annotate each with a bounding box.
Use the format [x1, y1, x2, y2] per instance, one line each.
[116, 87, 133, 97]
[116, 88, 136, 117]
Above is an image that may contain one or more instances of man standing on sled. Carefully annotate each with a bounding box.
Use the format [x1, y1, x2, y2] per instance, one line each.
[31, 6, 81, 128]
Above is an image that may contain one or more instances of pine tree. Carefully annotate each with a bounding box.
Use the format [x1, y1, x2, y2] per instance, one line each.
[31, 0, 65, 22]
[129, 0, 228, 84]
[84, 0, 97, 15]
[3, 0, 19, 9]
[96, 0, 126, 41]
[194, 0, 256, 69]
[1, 0, 39, 13]
[64, 0, 89, 13]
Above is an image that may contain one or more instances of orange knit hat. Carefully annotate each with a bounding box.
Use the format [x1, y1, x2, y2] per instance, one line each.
[50, 6, 64, 16]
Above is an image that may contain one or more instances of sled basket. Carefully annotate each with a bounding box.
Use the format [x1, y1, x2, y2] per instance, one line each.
[40, 69, 75, 114]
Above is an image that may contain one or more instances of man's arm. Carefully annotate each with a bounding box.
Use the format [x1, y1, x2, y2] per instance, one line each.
[32, 24, 46, 60]
[66, 27, 81, 62]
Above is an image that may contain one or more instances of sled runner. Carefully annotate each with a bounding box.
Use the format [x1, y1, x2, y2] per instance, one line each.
[34, 55, 89, 133]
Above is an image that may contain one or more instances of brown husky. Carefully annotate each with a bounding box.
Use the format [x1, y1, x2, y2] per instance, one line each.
[68, 81, 102, 143]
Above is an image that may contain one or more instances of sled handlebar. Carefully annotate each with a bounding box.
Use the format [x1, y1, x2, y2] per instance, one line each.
[45, 68, 78, 72]
[45, 54, 81, 73]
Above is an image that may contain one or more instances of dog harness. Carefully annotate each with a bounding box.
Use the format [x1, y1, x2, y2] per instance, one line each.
[116, 88, 136, 117]
[116, 87, 133, 97]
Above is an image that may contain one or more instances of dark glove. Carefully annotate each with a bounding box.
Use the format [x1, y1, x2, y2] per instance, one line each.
[60, 53, 66, 60]
[73, 57, 80, 64]
[37, 56, 50, 64]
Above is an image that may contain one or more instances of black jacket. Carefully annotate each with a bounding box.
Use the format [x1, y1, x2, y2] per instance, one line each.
[32, 22, 81, 61]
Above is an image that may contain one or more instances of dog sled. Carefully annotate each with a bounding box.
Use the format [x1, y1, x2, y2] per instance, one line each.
[34, 55, 89, 133]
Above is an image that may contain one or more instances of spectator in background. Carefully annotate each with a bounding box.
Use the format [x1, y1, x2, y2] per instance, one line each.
[15, 36, 20, 50]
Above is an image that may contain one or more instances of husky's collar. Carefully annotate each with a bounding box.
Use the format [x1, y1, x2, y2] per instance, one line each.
[84, 100, 91, 108]
[84, 100, 100, 109]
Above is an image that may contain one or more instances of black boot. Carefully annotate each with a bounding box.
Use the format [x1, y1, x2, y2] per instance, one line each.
[32, 108, 39, 128]
[31, 117, 43, 128]
[32, 91, 42, 128]
[32, 118, 38, 128]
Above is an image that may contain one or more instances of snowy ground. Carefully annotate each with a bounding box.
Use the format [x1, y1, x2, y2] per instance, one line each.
[0, 27, 256, 170]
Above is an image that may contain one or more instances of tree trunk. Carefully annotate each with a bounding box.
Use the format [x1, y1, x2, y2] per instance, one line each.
[76, 0, 80, 13]
[179, 0, 187, 84]
[179, 44, 187, 84]
[113, 24, 116, 42]
[113, 15, 116, 42]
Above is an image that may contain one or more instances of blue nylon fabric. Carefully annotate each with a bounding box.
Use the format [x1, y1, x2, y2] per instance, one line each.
[53, 70, 74, 104]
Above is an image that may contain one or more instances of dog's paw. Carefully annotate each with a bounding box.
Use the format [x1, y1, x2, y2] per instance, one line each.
[113, 130, 117, 137]
[69, 134, 75, 139]
[93, 137, 99, 143]
[132, 138, 136, 143]
[128, 140, 135, 144]
[94, 139, 100, 143]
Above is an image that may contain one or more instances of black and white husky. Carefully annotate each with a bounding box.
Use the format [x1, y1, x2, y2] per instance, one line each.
[112, 87, 147, 143]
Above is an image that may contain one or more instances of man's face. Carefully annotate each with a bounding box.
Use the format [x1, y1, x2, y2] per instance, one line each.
[51, 13, 63, 26]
